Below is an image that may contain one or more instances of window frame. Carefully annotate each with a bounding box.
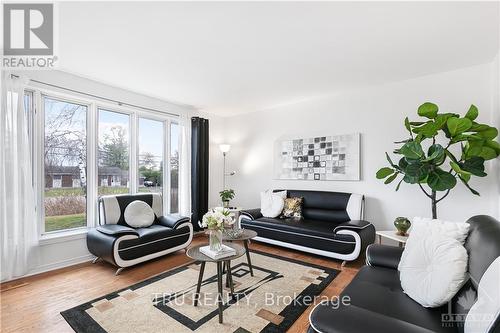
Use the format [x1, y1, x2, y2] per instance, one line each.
[39, 92, 92, 236]
[136, 113, 172, 215]
[23, 90, 35, 185]
[169, 121, 180, 214]
[97, 106, 133, 196]
[30, 86, 179, 239]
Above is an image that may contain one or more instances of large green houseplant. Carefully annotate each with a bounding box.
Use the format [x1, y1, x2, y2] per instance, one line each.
[376, 102, 500, 219]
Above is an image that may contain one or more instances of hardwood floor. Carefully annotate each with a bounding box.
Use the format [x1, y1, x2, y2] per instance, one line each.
[1, 235, 363, 333]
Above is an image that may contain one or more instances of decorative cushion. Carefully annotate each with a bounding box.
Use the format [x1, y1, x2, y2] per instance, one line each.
[411, 217, 470, 244]
[399, 234, 468, 308]
[464, 257, 500, 333]
[260, 190, 286, 218]
[280, 197, 303, 218]
[124, 200, 155, 228]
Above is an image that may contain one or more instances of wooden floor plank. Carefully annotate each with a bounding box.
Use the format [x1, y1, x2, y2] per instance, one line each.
[0, 235, 362, 333]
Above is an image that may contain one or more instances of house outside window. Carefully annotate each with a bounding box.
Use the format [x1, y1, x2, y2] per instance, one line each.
[31, 90, 180, 236]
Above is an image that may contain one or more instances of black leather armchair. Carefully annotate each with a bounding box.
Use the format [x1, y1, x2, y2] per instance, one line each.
[87, 193, 193, 275]
[309, 215, 500, 333]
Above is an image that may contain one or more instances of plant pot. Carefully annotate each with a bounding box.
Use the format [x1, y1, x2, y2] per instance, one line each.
[394, 217, 411, 236]
[209, 229, 223, 252]
[222, 200, 230, 208]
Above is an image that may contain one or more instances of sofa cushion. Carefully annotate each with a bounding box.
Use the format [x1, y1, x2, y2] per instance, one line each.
[260, 190, 286, 218]
[117, 224, 191, 260]
[280, 197, 303, 218]
[240, 217, 356, 254]
[285, 190, 352, 223]
[464, 257, 500, 333]
[399, 235, 468, 308]
[96, 224, 139, 236]
[124, 200, 155, 228]
[99, 193, 162, 226]
[411, 217, 470, 244]
[249, 217, 353, 240]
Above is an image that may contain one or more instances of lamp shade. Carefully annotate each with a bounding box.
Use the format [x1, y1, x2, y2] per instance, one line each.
[219, 144, 231, 153]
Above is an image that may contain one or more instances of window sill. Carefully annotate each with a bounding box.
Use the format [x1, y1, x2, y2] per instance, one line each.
[39, 228, 88, 246]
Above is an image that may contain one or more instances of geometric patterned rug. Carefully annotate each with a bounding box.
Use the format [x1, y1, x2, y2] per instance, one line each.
[61, 249, 339, 333]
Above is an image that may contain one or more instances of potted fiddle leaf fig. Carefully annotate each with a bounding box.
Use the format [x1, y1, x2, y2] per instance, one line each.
[376, 102, 500, 219]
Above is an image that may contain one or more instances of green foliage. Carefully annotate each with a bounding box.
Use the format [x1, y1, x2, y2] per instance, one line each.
[141, 168, 162, 185]
[219, 189, 235, 202]
[376, 167, 394, 179]
[45, 213, 85, 233]
[100, 126, 129, 170]
[376, 102, 500, 217]
[417, 102, 439, 119]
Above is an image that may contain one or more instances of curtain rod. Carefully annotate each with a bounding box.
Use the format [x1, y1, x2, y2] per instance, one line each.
[10, 74, 180, 118]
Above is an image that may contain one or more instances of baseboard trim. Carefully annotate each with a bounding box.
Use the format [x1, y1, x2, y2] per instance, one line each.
[2, 254, 94, 283]
[2, 232, 205, 284]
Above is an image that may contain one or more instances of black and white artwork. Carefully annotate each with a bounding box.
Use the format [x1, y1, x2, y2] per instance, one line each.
[274, 133, 360, 181]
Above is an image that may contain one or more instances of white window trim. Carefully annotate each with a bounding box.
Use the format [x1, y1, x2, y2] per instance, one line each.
[30, 85, 179, 241]
[38, 91, 93, 237]
[96, 105, 134, 197]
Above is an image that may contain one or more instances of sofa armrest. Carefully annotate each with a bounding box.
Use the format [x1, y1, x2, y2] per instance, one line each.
[333, 220, 372, 233]
[240, 208, 263, 221]
[157, 214, 190, 229]
[309, 302, 429, 333]
[96, 224, 139, 236]
[366, 244, 404, 269]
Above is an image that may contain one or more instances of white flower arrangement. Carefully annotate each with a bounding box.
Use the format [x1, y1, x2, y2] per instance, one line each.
[201, 207, 235, 231]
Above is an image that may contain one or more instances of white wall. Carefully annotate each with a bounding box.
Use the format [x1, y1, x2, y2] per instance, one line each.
[223, 63, 499, 230]
[11, 70, 199, 277]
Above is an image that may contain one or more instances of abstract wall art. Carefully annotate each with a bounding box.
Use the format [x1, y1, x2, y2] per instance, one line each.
[274, 133, 360, 181]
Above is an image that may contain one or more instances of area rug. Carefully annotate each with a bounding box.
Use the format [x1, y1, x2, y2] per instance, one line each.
[61, 249, 339, 333]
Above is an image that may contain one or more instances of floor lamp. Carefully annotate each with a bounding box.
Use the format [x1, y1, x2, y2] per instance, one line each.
[219, 144, 235, 190]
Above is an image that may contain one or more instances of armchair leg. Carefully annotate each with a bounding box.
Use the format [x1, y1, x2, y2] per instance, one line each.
[115, 267, 125, 275]
[92, 257, 100, 264]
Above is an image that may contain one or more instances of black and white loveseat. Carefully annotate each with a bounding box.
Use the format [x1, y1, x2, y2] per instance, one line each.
[87, 193, 193, 274]
[239, 190, 375, 263]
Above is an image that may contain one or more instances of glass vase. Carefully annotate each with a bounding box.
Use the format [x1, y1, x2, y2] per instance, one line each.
[209, 229, 223, 252]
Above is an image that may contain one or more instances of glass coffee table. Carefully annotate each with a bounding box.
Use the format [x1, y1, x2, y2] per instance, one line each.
[223, 229, 258, 276]
[186, 243, 245, 324]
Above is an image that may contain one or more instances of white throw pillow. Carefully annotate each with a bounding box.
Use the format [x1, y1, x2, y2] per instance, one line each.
[124, 200, 155, 228]
[399, 235, 468, 307]
[411, 217, 470, 244]
[260, 190, 286, 218]
[464, 257, 500, 333]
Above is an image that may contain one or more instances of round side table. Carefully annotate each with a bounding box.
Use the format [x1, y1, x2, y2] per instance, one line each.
[186, 243, 245, 324]
[222, 229, 258, 276]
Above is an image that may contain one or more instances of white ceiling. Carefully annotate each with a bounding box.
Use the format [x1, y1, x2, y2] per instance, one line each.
[58, 1, 499, 116]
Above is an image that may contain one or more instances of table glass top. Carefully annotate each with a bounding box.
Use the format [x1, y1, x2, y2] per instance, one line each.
[222, 228, 258, 241]
[186, 242, 246, 262]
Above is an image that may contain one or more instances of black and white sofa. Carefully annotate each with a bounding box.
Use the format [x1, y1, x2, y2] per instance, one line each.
[87, 193, 193, 275]
[239, 190, 375, 263]
[308, 215, 500, 333]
